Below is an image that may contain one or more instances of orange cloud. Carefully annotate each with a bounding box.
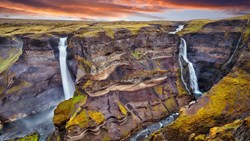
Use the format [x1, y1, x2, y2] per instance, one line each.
[0, 0, 249, 20]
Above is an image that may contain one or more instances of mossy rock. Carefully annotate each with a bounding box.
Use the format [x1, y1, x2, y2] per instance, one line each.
[66, 109, 105, 129]
[0, 41, 22, 74]
[53, 94, 88, 126]
[117, 101, 127, 115]
[150, 47, 250, 140]
[10, 133, 39, 141]
[178, 20, 213, 36]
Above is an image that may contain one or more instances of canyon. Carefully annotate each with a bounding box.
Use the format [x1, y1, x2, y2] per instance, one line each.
[0, 14, 249, 141]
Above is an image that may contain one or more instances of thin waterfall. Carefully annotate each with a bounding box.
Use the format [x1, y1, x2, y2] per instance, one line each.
[58, 37, 75, 100]
[179, 38, 202, 96]
[223, 19, 249, 67]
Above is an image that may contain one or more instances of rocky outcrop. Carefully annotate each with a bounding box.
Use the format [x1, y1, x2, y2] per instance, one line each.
[1, 17, 250, 141]
[0, 35, 65, 123]
[148, 19, 250, 141]
[52, 26, 193, 141]
[186, 116, 250, 141]
[183, 19, 248, 92]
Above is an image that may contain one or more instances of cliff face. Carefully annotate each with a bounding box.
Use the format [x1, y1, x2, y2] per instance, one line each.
[0, 35, 64, 123]
[0, 17, 249, 141]
[148, 19, 250, 141]
[53, 26, 193, 141]
[184, 20, 247, 92]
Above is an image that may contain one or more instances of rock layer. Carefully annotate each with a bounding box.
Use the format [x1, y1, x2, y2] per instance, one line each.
[148, 19, 250, 141]
[0, 35, 64, 123]
[53, 26, 193, 141]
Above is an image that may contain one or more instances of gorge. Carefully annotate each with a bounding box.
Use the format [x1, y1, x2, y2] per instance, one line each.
[0, 14, 250, 141]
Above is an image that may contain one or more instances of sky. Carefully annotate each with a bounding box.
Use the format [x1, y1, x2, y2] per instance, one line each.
[0, 0, 250, 21]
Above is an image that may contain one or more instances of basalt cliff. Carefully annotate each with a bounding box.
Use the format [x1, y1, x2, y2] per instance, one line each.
[0, 15, 250, 141]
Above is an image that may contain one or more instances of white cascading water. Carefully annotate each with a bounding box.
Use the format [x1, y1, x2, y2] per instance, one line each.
[58, 37, 75, 100]
[179, 38, 202, 96]
[223, 19, 249, 67]
[169, 25, 185, 34]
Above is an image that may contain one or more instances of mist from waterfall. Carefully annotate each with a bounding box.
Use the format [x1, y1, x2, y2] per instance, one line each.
[58, 37, 75, 100]
[179, 38, 202, 96]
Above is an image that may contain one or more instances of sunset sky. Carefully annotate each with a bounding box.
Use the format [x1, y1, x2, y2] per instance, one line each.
[0, 0, 250, 21]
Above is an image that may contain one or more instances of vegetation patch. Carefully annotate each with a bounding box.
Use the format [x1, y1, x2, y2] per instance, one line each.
[178, 20, 213, 36]
[75, 22, 150, 38]
[117, 101, 127, 115]
[53, 94, 88, 126]
[76, 55, 93, 74]
[131, 50, 142, 60]
[66, 110, 105, 128]
[0, 47, 22, 74]
[16, 133, 39, 141]
[7, 81, 32, 94]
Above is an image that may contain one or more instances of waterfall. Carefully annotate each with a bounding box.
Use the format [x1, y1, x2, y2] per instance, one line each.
[169, 25, 184, 34]
[223, 19, 249, 67]
[179, 38, 202, 96]
[58, 37, 75, 100]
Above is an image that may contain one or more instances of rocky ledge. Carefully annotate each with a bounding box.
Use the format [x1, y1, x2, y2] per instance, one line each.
[147, 19, 250, 141]
[52, 26, 193, 141]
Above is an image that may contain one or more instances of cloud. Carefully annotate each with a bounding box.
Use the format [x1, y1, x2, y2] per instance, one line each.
[0, 0, 249, 20]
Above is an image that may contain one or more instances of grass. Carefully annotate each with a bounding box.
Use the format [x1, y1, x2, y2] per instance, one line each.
[74, 22, 150, 38]
[0, 19, 184, 40]
[178, 19, 213, 36]
[0, 20, 90, 39]
[226, 14, 250, 20]
[0, 19, 174, 39]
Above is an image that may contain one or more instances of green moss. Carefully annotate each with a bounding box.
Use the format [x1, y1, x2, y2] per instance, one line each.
[81, 80, 93, 90]
[53, 94, 88, 126]
[154, 85, 164, 95]
[178, 20, 213, 36]
[75, 22, 149, 38]
[117, 101, 127, 115]
[194, 134, 205, 141]
[165, 97, 177, 109]
[147, 130, 165, 141]
[7, 81, 32, 94]
[0, 47, 22, 74]
[157, 68, 250, 140]
[0, 19, 91, 38]
[67, 109, 88, 128]
[204, 117, 249, 141]
[225, 14, 250, 20]
[16, 133, 39, 141]
[76, 55, 92, 74]
[66, 110, 105, 128]
[88, 110, 105, 124]
[131, 50, 142, 59]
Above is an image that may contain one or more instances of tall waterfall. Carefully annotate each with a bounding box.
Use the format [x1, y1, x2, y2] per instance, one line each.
[58, 37, 75, 100]
[179, 38, 202, 96]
